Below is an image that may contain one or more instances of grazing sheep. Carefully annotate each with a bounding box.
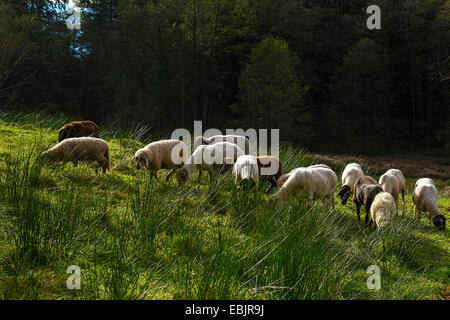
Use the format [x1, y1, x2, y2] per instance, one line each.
[412, 178, 446, 230]
[337, 163, 364, 205]
[379, 169, 406, 217]
[232, 155, 259, 187]
[194, 134, 250, 154]
[370, 192, 397, 228]
[353, 176, 383, 225]
[270, 166, 337, 209]
[276, 164, 329, 189]
[177, 142, 244, 187]
[307, 164, 332, 169]
[58, 121, 99, 142]
[256, 156, 283, 194]
[133, 139, 188, 181]
[42, 137, 110, 173]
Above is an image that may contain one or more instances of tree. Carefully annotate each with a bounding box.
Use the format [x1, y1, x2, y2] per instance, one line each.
[232, 36, 308, 141]
[329, 38, 393, 153]
[0, 2, 36, 104]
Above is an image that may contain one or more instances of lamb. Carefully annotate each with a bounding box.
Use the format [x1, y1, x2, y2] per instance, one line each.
[232, 155, 259, 187]
[58, 120, 99, 142]
[337, 163, 364, 205]
[378, 169, 406, 217]
[412, 178, 446, 230]
[256, 156, 283, 194]
[41, 137, 110, 173]
[133, 139, 188, 181]
[370, 192, 397, 228]
[177, 142, 244, 187]
[270, 166, 337, 209]
[276, 164, 329, 189]
[353, 176, 383, 225]
[194, 134, 250, 154]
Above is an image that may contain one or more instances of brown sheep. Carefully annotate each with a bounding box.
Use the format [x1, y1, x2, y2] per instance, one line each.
[58, 121, 99, 142]
[353, 175, 383, 226]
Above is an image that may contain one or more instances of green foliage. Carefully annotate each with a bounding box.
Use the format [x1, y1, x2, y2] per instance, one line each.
[233, 36, 309, 140]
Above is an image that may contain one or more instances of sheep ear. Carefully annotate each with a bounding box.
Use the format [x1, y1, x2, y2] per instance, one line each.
[131, 155, 136, 161]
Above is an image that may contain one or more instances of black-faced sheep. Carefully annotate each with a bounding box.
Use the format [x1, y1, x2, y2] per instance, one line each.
[378, 169, 406, 217]
[337, 163, 364, 205]
[270, 166, 337, 209]
[177, 142, 244, 187]
[58, 121, 99, 142]
[133, 139, 188, 181]
[412, 178, 446, 231]
[42, 137, 110, 173]
[256, 156, 283, 194]
[370, 192, 397, 228]
[353, 175, 383, 225]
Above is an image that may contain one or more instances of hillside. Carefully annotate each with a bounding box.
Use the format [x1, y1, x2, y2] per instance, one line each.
[0, 111, 448, 300]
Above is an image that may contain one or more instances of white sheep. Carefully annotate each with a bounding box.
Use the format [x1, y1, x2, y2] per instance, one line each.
[412, 178, 446, 230]
[378, 169, 406, 216]
[133, 139, 188, 181]
[177, 142, 244, 187]
[270, 166, 337, 209]
[232, 155, 259, 186]
[194, 134, 250, 154]
[337, 163, 364, 205]
[276, 164, 330, 189]
[41, 137, 110, 173]
[370, 192, 397, 228]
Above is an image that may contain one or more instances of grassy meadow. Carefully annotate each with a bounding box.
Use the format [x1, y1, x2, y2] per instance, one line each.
[0, 110, 448, 300]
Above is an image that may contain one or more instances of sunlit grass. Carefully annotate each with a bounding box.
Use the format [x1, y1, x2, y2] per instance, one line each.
[0, 109, 448, 300]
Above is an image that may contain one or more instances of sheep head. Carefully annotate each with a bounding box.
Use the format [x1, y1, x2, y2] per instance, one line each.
[338, 185, 351, 205]
[133, 150, 151, 170]
[432, 214, 446, 231]
[41, 149, 57, 162]
[177, 167, 190, 187]
[277, 174, 289, 188]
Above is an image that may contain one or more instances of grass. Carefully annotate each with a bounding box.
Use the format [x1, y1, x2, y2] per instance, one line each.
[0, 109, 448, 300]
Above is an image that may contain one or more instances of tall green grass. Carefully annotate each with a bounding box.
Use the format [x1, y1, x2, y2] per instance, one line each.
[0, 109, 447, 300]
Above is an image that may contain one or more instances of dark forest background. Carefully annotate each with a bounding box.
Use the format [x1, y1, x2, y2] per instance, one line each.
[0, 0, 449, 155]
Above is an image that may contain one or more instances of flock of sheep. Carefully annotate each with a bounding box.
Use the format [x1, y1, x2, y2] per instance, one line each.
[40, 120, 446, 231]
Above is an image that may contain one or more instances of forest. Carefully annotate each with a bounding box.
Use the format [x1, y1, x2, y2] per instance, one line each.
[0, 0, 449, 154]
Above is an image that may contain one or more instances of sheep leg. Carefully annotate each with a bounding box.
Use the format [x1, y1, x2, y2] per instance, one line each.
[356, 202, 361, 222]
[402, 191, 406, 217]
[365, 208, 371, 226]
[197, 170, 203, 184]
[307, 195, 313, 207]
[165, 168, 176, 181]
[265, 178, 277, 194]
[151, 170, 159, 181]
[207, 167, 213, 184]
[395, 196, 399, 217]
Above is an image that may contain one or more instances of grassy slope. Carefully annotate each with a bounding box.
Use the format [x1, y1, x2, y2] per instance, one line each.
[0, 111, 448, 300]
